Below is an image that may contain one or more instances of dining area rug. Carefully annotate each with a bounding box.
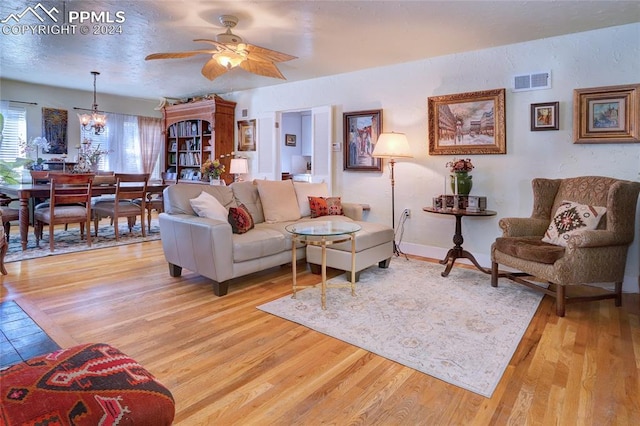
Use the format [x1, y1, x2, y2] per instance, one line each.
[258, 258, 544, 398]
[4, 218, 160, 263]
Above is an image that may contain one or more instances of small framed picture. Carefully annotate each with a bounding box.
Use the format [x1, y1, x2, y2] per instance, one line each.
[573, 84, 640, 144]
[285, 134, 296, 147]
[237, 119, 256, 151]
[530, 102, 559, 131]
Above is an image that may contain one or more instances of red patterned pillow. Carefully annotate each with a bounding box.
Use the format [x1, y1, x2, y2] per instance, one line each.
[228, 203, 255, 234]
[308, 196, 343, 218]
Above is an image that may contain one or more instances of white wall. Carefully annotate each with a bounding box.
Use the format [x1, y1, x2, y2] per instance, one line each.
[0, 79, 160, 163]
[228, 23, 640, 292]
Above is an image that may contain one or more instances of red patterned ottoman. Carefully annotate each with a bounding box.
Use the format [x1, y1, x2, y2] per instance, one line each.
[1, 343, 175, 425]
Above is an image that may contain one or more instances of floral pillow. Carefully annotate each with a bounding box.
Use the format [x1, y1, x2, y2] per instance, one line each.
[228, 203, 254, 234]
[308, 196, 343, 218]
[541, 200, 607, 246]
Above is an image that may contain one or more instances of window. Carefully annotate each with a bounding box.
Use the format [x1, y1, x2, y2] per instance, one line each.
[0, 104, 27, 162]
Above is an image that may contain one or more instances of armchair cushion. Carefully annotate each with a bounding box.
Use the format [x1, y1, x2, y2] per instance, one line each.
[190, 191, 228, 222]
[495, 236, 565, 264]
[541, 200, 606, 246]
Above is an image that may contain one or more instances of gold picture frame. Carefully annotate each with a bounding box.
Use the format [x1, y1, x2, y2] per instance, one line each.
[428, 88, 506, 155]
[237, 119, 256, 151]
[573, 83, 640, 144]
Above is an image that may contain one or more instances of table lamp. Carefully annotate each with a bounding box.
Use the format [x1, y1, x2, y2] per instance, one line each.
[229, 158, 249, 182]
[372, 132, 413, 255]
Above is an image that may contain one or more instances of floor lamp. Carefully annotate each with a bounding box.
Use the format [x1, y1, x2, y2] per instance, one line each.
[372, 132, 413, 255]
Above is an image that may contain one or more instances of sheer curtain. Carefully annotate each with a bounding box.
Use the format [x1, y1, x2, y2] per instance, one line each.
[98, 113, 161, 178]
[138, 116, 163, 177]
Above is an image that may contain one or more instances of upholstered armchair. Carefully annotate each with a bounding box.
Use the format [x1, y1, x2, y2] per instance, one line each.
[491, 176, 640, 317]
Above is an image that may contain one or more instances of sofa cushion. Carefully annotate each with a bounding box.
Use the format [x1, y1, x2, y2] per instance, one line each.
[324, 220, 394, 253]
[495, 236, 565, 264]
[164, 184, 235, 216]
[542, 200, 606, 246]
[231, 224, 290, 262]
[228, 203, 254, 234]
[231, 181, 265, 224]
[255, 179, 301, 223]
[189, 191, 228, 221]
[309, 196, 343, 218]
[293, 181, 330, 217]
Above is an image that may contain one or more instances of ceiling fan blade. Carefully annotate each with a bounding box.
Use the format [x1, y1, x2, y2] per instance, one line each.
[244, 43, 297, 63]
[239, 59, 286, 79]
[201, 58, 229, 80]
[193, 39, 229, 51]
[145, 50, 216, 60]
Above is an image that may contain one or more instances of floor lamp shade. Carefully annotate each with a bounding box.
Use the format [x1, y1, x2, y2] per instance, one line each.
[372, 132, 412, 159]
[372, 132, 413, 255]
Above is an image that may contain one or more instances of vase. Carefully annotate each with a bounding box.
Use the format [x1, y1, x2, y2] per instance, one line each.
[451, 172, 473, 195]
[209, 177, 223, 186]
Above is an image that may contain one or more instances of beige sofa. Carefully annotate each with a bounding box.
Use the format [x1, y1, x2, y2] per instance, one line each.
[159, 180, 393, 295]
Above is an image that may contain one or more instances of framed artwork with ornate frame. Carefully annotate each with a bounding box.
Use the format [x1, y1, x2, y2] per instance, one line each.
[343, 109, 383, 171]
[531, 101, 559, 131]
[237, 119, 256, 151]
[573, 83, 639, 144]
[42, 108, 68, 154]
[428, 88, 506, 155]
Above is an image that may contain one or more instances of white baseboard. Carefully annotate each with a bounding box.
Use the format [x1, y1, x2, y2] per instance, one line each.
[397, 241, 639, 294]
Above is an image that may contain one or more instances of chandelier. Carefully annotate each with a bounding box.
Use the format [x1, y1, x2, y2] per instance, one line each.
[78, 71, 107, 135]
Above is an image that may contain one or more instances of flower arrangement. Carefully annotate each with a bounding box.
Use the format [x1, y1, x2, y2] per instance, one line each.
[201, 158, 225, 179]
[79, 139, 110, 165]
[446, 157, 474, 173]
[19, 136, 51, 168]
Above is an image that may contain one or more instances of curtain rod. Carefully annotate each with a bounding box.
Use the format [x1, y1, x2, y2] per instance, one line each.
[73, 107, 160, 120]
[1, 99, 38, 105]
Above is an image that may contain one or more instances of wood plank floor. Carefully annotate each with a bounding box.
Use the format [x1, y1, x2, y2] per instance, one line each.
[1, 238, 639, 425]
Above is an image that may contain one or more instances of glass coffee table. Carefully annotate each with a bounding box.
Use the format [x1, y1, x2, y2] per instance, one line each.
[285, 220, 361, 310]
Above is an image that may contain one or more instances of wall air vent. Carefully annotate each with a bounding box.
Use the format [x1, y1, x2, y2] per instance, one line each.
[512, 71, 551, 92]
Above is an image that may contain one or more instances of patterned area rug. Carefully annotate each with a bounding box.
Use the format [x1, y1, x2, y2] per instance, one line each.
[5, 219, 160, 263]
[258, 258, 544, 398]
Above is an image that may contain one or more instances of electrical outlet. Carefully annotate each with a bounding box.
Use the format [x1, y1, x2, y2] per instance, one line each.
[403, 208, 411, 218]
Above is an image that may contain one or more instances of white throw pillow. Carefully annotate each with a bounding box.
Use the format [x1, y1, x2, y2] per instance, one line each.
[541, 200, 607, 246]
[189, 191, 228, 221]
[293, 181, 330, 217]
[255, 179, 301, 223]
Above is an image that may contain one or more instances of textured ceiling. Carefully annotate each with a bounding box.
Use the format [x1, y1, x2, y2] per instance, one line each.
[1, 1, 638, 101]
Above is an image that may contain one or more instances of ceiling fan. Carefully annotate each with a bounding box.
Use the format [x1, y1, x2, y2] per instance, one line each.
[145, 15, 297, 81]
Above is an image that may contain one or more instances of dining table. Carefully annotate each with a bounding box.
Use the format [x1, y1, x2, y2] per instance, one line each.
[0, 181, 168, 250]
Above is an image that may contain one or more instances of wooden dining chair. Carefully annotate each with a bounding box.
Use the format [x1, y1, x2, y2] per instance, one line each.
[0, 193, 19, 242]
[93, 173, 149, 241]
[34, 173, 94, 252]
[134, 172, 176, 229]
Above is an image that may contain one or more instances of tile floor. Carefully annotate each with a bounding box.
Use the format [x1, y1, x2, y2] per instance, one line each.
[0, 301, 60, 368]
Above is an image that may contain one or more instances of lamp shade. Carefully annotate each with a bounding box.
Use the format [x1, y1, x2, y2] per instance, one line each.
[372, 132, 413, 159]
[229, 158, 249, 174]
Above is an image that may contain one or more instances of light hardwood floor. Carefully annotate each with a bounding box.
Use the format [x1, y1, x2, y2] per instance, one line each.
[1, 238, 639, 425]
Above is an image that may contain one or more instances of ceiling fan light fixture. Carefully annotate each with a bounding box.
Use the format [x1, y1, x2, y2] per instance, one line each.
[214, 51, 244, 69]
[78, 71, 107, 135]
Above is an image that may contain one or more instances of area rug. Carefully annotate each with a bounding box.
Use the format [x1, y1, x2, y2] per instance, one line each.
[257, 259, 544, 398]
[4, 219, 160, 263]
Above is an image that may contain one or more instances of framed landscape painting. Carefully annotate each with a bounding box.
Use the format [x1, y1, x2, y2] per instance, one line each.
[428, 88, 506, 155]
[573, 84, 639, 144]
[343, 109, 382, 171]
